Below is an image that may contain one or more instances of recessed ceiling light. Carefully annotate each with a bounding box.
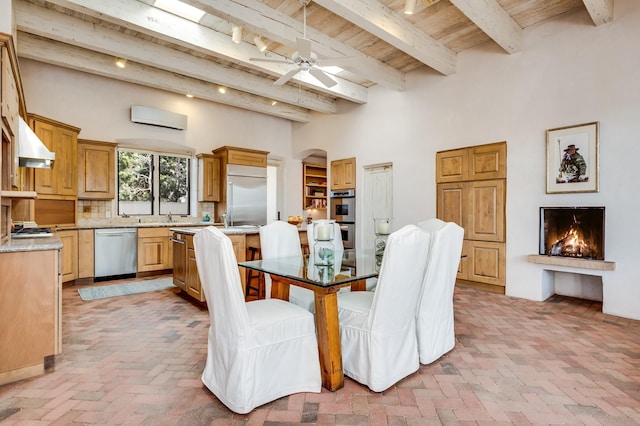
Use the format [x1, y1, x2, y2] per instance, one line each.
[271, 100, 278, 106]
[115, 57, 127, 68]
[186, 93, 194, 98]
[154, 0, 206, 23]
[218, 87, 226, 94]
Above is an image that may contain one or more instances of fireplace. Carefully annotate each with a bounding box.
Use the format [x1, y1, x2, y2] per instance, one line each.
[539, 207, 605, 260]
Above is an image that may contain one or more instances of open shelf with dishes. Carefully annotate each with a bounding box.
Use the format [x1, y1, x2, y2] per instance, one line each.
[303, 162, 327, 210]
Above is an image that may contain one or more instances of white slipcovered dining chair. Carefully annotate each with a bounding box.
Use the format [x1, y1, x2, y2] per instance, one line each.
[416, 218, 464, 365]
[336, 225, 431, 392]
[194, 226, 321, 414]
[260, 221, 316, 311]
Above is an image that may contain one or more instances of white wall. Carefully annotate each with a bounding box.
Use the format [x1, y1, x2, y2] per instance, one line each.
[292, 0, 640, 319]
[19, 59, 304, 219]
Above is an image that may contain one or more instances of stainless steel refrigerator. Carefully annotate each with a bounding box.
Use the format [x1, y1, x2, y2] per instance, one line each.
[226, 164, 267, 226]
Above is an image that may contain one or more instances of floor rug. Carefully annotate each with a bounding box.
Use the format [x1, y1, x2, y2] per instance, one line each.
[78, 278, 175, 301]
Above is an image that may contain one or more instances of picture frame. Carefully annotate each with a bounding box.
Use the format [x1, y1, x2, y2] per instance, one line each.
[546, 121, 599, 194]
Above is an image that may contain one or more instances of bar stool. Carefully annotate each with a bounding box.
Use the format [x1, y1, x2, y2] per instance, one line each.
[245, 246, 264, 300]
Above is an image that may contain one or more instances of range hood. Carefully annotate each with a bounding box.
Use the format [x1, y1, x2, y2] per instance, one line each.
[17, 116, 55, 168]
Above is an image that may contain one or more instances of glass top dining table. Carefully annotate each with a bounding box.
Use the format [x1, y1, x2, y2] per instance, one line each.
[238, 248, 380, 391]
[239, 249, 379, 290]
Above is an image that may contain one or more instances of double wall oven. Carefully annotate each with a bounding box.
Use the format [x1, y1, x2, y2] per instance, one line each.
[330, 189, 355, 249]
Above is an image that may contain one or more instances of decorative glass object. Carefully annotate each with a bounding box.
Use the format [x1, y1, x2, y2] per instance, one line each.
[374, 217, 391, 258]
[313, 220, 335, 266]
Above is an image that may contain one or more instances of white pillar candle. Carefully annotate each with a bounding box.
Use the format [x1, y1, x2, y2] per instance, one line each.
[317, 224, 330, 241]
[377, 222, 390, 235]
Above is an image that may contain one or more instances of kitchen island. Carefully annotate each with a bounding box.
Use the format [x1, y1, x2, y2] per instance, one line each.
[170, 225, 307, 302]
[0, 235, 63, 385]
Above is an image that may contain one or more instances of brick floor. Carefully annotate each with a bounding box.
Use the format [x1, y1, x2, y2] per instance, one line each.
[1, 277, 639, 425]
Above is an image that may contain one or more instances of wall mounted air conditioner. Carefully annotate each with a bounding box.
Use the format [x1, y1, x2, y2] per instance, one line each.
[130, 105, 187, 130]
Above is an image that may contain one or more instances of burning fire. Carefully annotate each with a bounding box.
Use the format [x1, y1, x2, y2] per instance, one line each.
[549, 215, 592, 258]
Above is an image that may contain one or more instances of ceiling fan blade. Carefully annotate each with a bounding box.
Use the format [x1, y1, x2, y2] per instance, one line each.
[274, 68, 300, 86]
[250, 57, 292, 65]
[296, 37, 312, 59]
[309, 67, 337, 88]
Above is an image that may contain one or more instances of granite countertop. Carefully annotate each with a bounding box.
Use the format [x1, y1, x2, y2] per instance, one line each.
[170, 225, 261, 235]
[0, 235, 63, 253]
[56, 220, 219, 231]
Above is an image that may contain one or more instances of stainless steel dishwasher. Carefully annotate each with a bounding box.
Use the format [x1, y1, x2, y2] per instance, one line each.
[94, 228, 138, 281]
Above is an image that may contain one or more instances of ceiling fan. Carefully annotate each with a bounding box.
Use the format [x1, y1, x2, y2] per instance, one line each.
[249, 0, 339, 88]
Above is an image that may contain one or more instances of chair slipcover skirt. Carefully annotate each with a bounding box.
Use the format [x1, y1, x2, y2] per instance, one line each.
[195, 226, 321, 414]
[337, 225, 431, 392]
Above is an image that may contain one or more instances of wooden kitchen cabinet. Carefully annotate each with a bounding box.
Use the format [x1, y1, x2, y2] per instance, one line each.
[137, 227, 173, 273]
[77, 229, 94, 279]
[172, 232, 187, 291]
[213, 146, 268, 168]
[436, 142, 506, 290]
[57, 229, 78, 283]
[30, 114, 80, 197]
[196, 153, 220, 202]
[77, 140, 116, 200]
[173, 229, 247, 303]
[330, 157, 356, 190]
[0, 248, 61, 385]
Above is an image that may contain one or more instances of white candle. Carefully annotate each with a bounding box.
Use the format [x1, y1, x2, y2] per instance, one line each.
[317, 224, 330, 241]
[377, 222, 390, 235]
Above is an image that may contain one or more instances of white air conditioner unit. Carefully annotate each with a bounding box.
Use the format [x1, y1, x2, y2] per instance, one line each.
[130, 105, 187, 130]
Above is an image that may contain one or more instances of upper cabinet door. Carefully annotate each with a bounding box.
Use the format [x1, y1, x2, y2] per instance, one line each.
[436, 148, 468, 183]
[78, 140, 116, 200]
[330, 157, 356, 190]
[469, 142, 506, 181]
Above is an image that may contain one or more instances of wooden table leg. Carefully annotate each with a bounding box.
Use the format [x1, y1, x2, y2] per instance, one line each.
[349, 279, 366, 292]
[269, 275, 345, 391]
[270, 276, 290, 300]
[314, 292, 344, 391]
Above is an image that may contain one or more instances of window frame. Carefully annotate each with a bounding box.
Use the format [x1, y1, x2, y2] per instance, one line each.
[117, 148, 191, 217]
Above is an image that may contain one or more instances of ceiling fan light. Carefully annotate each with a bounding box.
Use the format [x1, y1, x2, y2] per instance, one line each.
[254, 36, 268, 52]
[404, 0, 417, 14]
[231, 25, 242, 44]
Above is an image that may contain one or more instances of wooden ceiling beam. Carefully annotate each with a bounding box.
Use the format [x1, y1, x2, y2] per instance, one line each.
[43, 0, 368, 103]
[449, 0, 522, 54]
[582, 0, 614, 25]
[182, 0, 406, 91]
[314, 0, 456, 76]
[17, 33, 312, 123]
[15, 1, 336, 114]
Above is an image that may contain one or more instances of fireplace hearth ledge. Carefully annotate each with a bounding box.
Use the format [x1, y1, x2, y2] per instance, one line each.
[527, 255, 615, 271]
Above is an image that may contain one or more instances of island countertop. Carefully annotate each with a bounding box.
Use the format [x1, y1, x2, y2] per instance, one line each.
[0, 235, 62, 253]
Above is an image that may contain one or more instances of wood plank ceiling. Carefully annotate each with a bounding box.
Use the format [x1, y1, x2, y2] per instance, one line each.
[14, 0, 614, 123]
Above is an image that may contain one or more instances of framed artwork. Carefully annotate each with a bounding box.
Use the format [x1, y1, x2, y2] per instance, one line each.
[546, 122, 599, 194]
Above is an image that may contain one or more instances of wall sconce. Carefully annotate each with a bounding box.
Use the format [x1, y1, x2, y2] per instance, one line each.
[253, 36, 268, 52]
[231, 25, 242, 44]
[403, 0, 417, 14]
[115, 57, 127, 68]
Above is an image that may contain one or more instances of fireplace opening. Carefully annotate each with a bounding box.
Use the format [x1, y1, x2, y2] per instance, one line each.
[539, 207, 605, 260]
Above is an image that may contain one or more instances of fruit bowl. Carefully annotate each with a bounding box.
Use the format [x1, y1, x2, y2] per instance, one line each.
[287, 216, 303, 227]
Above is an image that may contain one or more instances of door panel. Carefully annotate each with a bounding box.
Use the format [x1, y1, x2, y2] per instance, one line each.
[467, 179, 504, 242]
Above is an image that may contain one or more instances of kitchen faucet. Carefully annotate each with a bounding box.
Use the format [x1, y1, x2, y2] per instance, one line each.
[166, 212, 173, 223]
